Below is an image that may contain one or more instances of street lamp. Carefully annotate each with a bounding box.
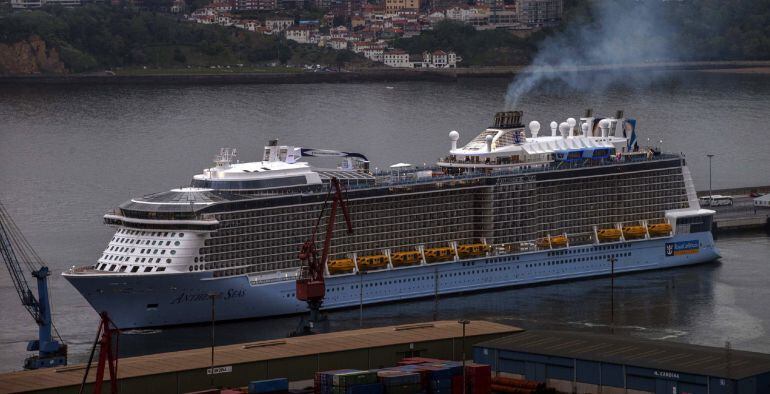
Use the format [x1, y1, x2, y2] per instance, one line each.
[706, 154, 715, 200]
[357, 270, 367, 328]
[607, 256, 616, 334]
[208, 291, 220, 386]
[458, 319, 470, 394]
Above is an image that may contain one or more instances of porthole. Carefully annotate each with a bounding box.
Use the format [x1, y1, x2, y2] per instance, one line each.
[189, 266, 193, 272]
[174, 241, 180, 246]
[166, 258, 171, 264]
[179, 233, 185, 238]
[171, 250, 176, 255]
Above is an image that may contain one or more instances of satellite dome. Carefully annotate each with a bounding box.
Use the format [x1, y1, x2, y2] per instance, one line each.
[599, 119, 610, 128]
[567, 118, 577, 128]
[485, 135, 494, 143]
[550, 121, 558, 129]
[449, 130, 460, 141]
[559, 122, 570, 137]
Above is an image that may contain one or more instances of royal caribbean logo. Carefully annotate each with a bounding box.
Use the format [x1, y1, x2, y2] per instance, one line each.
[665, 240, 699, 256]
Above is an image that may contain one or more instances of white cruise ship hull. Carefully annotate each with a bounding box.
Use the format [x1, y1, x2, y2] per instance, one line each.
[65, 232, 718, 329]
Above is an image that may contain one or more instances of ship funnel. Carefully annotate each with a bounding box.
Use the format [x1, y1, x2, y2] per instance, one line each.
[493, 111, 523, 129]
[599, 119, 610, 138]
[449, 130, 460, 150]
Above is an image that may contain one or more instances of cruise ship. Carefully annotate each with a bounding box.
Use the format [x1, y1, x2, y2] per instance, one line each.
[63, 111, 720, 329]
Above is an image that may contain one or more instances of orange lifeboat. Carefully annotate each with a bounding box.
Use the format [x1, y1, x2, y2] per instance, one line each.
[597, 228, 622, 242]
[357, 254, 388, 271]
[424, 247, 454, 263]
[648, 223, 672, 236]
[327, 258, 355, 275]
[391, 251, 422, 267]
[537, 235, 568, 248]
[457, 243, 491, 258]
[623, 226, 646, 239]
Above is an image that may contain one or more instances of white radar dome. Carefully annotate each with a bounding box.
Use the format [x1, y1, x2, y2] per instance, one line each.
[449, 130, 460, 141]
[558, 122, 570, 137]
[567, 118, 577, 128]
[528, 121, 541, 134]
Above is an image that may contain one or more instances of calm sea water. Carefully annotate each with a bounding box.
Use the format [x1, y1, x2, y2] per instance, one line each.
[1, 71, 769, 372]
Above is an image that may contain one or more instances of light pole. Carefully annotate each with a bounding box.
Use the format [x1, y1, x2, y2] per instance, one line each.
[458, 319, 470, 394]
[208, 292, 220, 387]
[358, 270, 366, 328]
[607, 256, 616, 334]
[707, 154, 715, 200]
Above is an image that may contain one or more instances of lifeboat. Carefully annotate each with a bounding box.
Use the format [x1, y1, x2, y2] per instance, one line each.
[357, 254, 388, 271]
[327, 258, 355, 274]
[622, 226, 646, 239]
[648, 223, 672, 236]
[424, 247, 454, 263]
[597, 228, 622, 242]
[457, 243, 491, 258]
[537, 235, 567, 248]
[391, 251, 422, 267]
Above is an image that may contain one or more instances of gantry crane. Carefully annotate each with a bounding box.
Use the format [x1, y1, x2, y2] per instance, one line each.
[294, 177, 353, 334]
[0, 200, 67, 369]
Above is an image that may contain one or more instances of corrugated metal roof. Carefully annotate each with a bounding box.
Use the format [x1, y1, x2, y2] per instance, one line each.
[0, 320, 520, 393]
[476, 330, 770, 380]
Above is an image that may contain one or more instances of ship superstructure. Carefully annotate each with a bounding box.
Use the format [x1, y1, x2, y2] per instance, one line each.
[64, 111, 719, 328]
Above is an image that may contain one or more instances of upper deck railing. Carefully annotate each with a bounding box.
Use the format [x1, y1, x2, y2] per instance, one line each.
[350, 152, 682, 191]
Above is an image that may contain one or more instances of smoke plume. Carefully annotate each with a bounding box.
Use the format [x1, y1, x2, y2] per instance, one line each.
[505, 0, 679, 109]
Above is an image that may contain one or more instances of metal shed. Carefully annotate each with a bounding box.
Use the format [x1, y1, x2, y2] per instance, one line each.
[473, 330, 770, 394]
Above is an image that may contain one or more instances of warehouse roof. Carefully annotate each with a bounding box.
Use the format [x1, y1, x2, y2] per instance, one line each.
[476, 330, 770, 380]
[0, 320, 520, 393]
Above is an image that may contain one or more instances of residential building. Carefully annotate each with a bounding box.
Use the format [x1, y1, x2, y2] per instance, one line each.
[237, 0, 276, 11]
[328, 38, 349, 50]
[383, 49, 411, 68]
[285, 24, 318, 44]
[11, 0, 80, 8]
[265, 17, 295, 32]
[421, 50, 460, 67]
[516, 0, 562, 28]
[385, 0, 418, 12]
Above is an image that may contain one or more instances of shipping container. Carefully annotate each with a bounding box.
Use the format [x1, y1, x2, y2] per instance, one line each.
[248, 378, 289, 393]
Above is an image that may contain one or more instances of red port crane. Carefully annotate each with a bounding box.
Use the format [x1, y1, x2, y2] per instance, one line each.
[295, 177, 353, 329]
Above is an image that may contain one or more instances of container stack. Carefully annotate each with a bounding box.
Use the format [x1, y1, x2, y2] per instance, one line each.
[314, 369, 382, 394]
[490, 376, 543, 394]
[377, 370, 422, 394]
[248, 378, 289, 394]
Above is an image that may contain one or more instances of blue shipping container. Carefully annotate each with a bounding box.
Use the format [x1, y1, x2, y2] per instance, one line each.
[248, 378, 289, 393]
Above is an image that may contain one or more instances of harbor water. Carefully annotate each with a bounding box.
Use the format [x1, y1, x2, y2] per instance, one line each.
[0, 70, 769, 372]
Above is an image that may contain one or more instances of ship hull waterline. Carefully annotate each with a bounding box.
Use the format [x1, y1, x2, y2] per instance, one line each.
[64, 232, 719, 329]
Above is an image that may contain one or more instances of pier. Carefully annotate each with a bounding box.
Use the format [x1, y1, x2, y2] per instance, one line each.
[0, 320, 519, 394]
[698, 186, 770, 234]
